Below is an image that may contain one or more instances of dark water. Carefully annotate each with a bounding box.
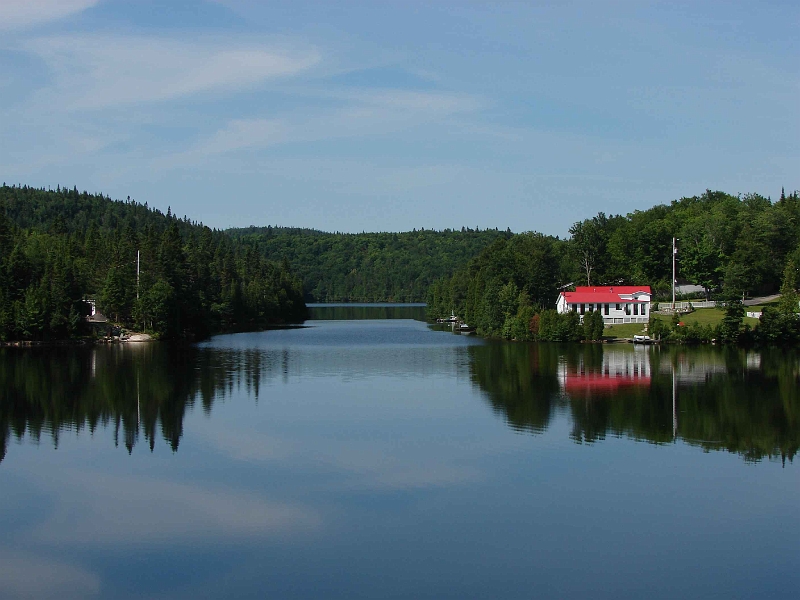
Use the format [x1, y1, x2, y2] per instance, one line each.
[1, 314, 799, 599]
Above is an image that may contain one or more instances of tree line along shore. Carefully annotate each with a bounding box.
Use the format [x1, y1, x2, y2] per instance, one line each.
[1, 185, 799, 345]
[426, 189, 800, 345]
[0, 185, 306, 342]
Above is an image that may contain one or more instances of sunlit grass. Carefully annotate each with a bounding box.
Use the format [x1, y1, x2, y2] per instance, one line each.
[603, 322, 648, 338]
[604, 307, 760, 339]
[653, 308, 759, 327]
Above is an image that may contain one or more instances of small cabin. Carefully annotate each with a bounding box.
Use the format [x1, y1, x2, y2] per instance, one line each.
[556, 286, 651, 324]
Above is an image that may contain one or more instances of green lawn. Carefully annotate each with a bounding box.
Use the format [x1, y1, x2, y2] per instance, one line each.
[653, 308, 759, 327]
[603, 322, 648, 339]
[604, 308, 759, 340]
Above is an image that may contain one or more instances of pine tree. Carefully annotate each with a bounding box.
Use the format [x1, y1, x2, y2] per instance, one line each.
[778, 262, 799, 315]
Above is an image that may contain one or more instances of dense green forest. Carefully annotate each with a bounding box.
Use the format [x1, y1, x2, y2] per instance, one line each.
[428, 189, 800, 343]
[565, 189, 800, 297]
[4, 184, 799, 344]
[227, 225, 509, 302]
[0, 185, 306, 341]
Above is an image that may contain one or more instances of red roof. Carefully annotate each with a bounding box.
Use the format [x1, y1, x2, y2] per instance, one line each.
[562, 292, 628, 303]
[561, 293, 649, 303]
[574, 286, 651, 294]
[561, 285, 651, 304]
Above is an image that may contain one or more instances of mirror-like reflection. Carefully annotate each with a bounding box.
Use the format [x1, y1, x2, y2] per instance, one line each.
[469, 342, 800, 463]
[2, 335, 798, 465]
[2, 317, 799, 599]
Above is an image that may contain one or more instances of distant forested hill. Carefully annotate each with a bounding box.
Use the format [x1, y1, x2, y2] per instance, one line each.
[0, 185, 306, 341]
[226, 226, 511, 302]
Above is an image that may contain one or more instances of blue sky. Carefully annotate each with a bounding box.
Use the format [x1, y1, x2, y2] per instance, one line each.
[1, 1, 797, 235]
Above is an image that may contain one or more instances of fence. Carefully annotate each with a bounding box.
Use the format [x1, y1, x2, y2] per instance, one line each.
[656, 300, 717, 314]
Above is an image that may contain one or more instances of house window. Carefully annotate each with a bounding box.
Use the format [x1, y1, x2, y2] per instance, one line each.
[625, 304, 630, 315]
[580, 304, 585, 314]
[604, 304, 609, 315]
[616, 304, 621, 311]
[641, 304, 647, 316]
[633, 303, 639, 316]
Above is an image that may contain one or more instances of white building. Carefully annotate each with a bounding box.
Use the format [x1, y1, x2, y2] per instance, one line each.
[556, 286, 652, 324]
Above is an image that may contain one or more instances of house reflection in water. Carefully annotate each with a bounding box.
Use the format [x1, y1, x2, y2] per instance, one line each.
[558, 347, 652, 398]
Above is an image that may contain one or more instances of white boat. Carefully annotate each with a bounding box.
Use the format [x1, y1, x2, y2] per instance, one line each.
[632, 334, 652, 344]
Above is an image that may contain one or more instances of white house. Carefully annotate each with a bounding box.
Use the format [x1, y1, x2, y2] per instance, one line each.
[556, 286, 652, 324]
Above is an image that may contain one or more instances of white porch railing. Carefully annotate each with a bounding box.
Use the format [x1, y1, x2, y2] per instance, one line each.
[604, 317, 649, 324]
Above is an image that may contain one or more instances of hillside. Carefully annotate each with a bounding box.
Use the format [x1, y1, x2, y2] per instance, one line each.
[227, 226, 510, 302]
[0, 185, 306, 341]
[428, 189, 800, 343]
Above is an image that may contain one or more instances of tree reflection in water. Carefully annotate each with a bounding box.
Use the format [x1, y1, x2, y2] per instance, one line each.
[1, 341, 798, 465]
[0, 344, 276, 461]
[467, 343, 800, 463]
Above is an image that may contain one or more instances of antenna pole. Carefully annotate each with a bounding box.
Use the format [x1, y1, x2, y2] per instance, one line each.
[671, 237, 676, 311]
[136, 250, 140, 300]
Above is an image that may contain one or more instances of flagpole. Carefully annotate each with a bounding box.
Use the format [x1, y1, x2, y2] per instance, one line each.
[672, 237, 676, 311]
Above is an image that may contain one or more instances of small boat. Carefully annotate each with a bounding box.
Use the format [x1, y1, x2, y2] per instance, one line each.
[436, 312, 460, 324]
[632, 334, 652, 344]
[458, 323, 476, 334]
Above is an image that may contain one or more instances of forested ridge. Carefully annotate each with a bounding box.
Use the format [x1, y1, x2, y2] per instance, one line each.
[428, 189, 800, 343]
[4, 184, 799, 344]
[0, 185, 306, 341]
[227, 225, 510, 302]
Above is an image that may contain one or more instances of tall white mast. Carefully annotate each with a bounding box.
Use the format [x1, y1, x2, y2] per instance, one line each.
[136, 250, 140, 300]
[672, 237, 677, 311]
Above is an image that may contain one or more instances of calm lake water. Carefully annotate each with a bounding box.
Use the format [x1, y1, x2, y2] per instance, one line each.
[1, 306, 799, 599]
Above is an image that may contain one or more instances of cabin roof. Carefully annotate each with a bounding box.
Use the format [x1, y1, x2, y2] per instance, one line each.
[561, 293, 650, 303]
[560, 285, 651, 304]
[573, 286, 651, 294]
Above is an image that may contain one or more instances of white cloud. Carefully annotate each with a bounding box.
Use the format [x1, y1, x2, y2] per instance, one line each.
[28, 470, 320, 545]
[0, 0, 99, 30]
[195, 118, 285, 155]
[23, 35, 320, 109]
[193, 422, 483, 492]
[0, 550, 101, 599]
[166, 88, 482, 165]
[328, 88, 482, 113]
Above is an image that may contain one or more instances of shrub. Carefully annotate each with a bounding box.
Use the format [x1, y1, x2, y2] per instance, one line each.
[538, 309, 583, 342]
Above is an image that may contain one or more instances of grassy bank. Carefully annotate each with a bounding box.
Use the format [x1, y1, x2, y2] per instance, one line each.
[603, 308, 763, 340]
